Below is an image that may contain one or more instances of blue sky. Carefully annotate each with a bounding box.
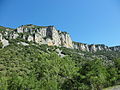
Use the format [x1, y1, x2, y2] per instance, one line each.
[0, 0, 120, 46]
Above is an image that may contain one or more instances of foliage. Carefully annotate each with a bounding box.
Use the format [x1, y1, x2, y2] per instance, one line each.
[0, 41, 120, 90]
[0, 41, 3, 48]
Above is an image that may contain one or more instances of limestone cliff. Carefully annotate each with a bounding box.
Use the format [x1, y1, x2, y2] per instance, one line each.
[0, 24, 73, 48]
[0, 24, 120, 52]
[16, 25, 73, 48]
[0, 28, 9, 47]
[110, 46, 120, 52]
[73, 42, 111, 52]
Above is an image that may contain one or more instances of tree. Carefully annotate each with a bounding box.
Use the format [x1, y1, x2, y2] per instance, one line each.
[78, 59, 108, 90]
[33, 53, 79, 89]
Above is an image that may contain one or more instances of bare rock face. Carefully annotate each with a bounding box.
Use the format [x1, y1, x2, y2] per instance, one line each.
[1, 39, 9, 48]
[34, 33, 44, 43]
[110, 46, 120, 52]
[17, 42, 29, 46]
[73, 42, 110, 52]
[27, 35, 33, 42]
[60, 33, 73, 48]
[15, 24, 117, 52]
[0, 33, 2, 41]
[0, 33, 9, 48]
[17, 27, 24, 33]
[15, 25, 73, 48]
[89, 44, 98, 52]
[46, 26, 61, 46]
[73, 42, 90, 52]
[0, 24, 120, 52]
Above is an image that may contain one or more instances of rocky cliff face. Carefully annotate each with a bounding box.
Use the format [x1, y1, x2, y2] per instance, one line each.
[110, 46, 120, 52]
[0, 24, 120, 52]
[73, 42, 111, 52]
[0, 29, 9, 47]
[17, 25, 73, 48]
[0, 24, 73, 48]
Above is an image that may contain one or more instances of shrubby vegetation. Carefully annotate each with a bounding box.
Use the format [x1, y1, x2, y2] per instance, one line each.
[0, 40, 120, 90]
[0, 41, 3, 48]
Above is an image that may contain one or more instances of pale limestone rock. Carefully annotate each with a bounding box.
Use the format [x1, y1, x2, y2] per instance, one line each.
[0, 33, 2, 41]
[17, 27, 24, 33]
[61, 33, 73, 48]
[73, 42, 111, 52]
[73, 43, 89, 51]
[79, 44, 85, 51]
[56, 49, 65, 57]
[0, 33, 9, 48]
[89, 45, 97, 52]
[4, 32, 8, 37]
[50, 26, 61, 46]
[73, 44, 79, 50]
[34, 33, 44, 44]
[15, 25, 74, 48]
[85, 45, 90, 52]
[17, 42, 29, 46]
[38, 27, 47, 37]
[20, 42, 29, 46]
[22, 35, 26, 40]
[24, 28, 29, 32]
[12, 33, 19, 39]
[94, 44, 110, 51]
[2, 25, 118, 52]
[110, 46, 120, 52]
[46, 38, 54, 46]
[1, 39, 9, 48]
[28, 35, 33, 42]
[97, 46, 102, 50]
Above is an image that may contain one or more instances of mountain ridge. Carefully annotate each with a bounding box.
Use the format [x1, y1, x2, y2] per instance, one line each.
[0, 24, 119, 52]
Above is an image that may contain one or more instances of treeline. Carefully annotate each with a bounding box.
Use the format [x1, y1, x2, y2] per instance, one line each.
[0, 42, 120, 90]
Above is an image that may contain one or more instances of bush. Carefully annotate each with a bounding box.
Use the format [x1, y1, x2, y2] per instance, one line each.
[0, 41, 3, 48]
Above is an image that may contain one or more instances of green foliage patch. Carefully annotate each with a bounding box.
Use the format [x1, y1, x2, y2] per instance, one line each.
[0, 41, 120, 90]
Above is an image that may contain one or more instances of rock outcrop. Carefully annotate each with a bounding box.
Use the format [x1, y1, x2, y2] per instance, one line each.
[0, 24, 120, 52]
[0, 33, 2, 41]
[16, 25, 74, 48]
[73, 42, 111, 52]
[0, 24, 73, 48]
[0, 33, 9, 48]
[110, 46, 120, 52]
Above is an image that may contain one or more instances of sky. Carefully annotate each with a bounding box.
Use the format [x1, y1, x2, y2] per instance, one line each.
[0, 0, 120, 46]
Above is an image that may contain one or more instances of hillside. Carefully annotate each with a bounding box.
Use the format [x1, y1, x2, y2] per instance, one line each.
[0, 24, 120, 52]
[0, 25, 120, 90]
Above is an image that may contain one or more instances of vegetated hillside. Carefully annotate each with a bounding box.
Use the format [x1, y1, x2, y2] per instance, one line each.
[0, 38, 120, 90]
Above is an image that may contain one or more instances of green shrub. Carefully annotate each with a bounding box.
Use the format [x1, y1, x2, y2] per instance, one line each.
[0, 41, 3, 48]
